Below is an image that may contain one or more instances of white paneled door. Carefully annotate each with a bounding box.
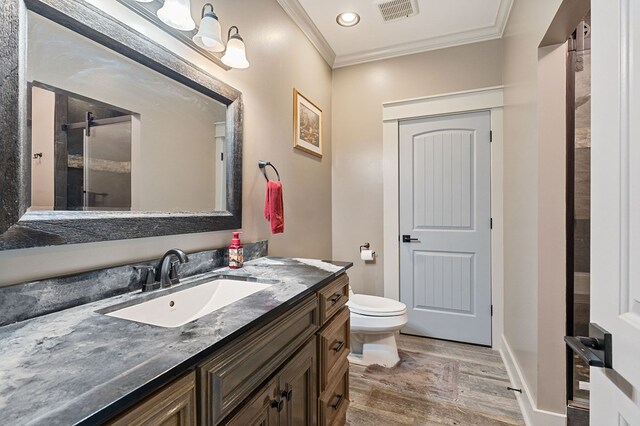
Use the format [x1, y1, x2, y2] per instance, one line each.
[399, 111, 492, 345]
[590, 0, 640, 423]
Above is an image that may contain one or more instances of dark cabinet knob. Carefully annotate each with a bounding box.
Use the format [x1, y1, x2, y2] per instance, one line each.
[281, 389, 293, 401]
[271, 399, 283, 412]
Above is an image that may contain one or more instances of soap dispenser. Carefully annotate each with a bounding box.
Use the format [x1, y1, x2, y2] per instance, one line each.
[228, 232, 244, 269]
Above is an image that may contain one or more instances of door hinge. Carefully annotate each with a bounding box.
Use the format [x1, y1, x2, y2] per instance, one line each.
[491, 305, 494, 316]
[490, 130, 493, 142]
[220, 152, 224, 161]
[490, 218, 493, 229]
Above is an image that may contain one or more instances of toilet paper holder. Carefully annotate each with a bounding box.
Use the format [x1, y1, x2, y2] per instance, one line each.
[359, 243, 376, 260]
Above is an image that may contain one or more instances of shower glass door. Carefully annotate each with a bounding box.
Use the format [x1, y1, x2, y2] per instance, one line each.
[83, 118, 132, 210]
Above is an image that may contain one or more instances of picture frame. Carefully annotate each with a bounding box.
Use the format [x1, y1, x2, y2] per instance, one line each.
[293, 88, 323, 158]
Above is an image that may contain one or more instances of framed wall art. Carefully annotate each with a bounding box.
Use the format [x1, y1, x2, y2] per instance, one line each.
[293, 89, 322, 158]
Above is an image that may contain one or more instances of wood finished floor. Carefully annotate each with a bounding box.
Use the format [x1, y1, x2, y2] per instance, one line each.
[346, 334, 524, 426]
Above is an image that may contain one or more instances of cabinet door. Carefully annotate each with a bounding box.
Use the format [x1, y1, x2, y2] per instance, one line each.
[107, 373, 196, 426]
[319, 359, 349, 426]
[318, 307, 350, 393]
[317, 275, 349, 325]
[199, 295, 318, 425]
[225, 378, 279, 426]
[279, 339, 318, 426]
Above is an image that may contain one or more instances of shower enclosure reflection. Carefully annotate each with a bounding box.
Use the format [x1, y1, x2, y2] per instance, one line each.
[30, 85, 134, 211]
[27, 11, 228, 214]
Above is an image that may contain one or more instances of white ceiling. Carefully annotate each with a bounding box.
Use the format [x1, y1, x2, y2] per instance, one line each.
[276, 0, 513, 68]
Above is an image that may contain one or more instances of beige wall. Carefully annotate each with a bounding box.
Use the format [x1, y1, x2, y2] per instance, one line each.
[0, 0, 332, 286]
[502, 0, 565, 416]
[537, 43, 567, 413]
[30, 86, 55, 209]
[331, 40, 503, 297]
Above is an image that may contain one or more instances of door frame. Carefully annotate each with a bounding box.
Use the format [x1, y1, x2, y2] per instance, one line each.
[382, 86, 504, 349]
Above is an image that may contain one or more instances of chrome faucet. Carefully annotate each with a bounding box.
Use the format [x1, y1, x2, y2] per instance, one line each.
[156, 248, 189, 288]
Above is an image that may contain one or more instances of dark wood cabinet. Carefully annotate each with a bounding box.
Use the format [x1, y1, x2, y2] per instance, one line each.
[225, 378, 280, 426]
[198, 295, 319, 425]
[278, 338, 318, 426]
[107, 373, 197, 426]
[319, 359, 349, 426]
[106, 274, 349, 426]
[226, 339, 318, 426]
[318, 307, 350, 393]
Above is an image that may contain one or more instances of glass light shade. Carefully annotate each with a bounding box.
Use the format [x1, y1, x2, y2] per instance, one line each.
[157, 0, 196, 31]
[222, 36, 249, 69]
[135, 0, 154, 3]
[192, 14, 224, 52]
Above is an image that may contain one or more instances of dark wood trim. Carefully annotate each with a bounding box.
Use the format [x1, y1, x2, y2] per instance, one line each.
[565, 39, 577, 403]
[0, 0, 243, 249]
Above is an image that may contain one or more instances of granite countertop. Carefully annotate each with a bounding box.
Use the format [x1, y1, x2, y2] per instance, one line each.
[0, 257, 352, 425]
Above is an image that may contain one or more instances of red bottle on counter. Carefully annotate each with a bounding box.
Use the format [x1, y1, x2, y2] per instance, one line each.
[228, 232, 244, 269]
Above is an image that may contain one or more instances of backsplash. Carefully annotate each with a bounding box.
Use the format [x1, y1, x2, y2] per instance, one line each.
[0, 240, 267, 326]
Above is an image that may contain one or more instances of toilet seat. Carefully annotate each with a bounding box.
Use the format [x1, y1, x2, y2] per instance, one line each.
[350, 311, 409, 333]
[348, 294, 407, 317]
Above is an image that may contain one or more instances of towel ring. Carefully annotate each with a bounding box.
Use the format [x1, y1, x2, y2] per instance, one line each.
[258, 160, 281, 182]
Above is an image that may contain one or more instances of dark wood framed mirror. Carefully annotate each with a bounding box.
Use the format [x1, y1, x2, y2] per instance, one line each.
[0, 0, 243, 250]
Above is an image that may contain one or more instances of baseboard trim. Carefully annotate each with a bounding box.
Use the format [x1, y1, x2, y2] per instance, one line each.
[500, 335, 567, 426]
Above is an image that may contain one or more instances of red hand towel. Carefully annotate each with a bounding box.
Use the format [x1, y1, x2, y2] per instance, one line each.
[264, 180, 284, 234]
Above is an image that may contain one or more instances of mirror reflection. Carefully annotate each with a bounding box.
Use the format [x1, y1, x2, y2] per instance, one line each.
[27, 12, 228, 213]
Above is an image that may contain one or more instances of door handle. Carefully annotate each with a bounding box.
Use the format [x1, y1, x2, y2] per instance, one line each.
[402, 235, 420, 243]
[564, 323, 612, 368]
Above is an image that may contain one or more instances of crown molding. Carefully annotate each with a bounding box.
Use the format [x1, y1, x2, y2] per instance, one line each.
[333, 25, 503, 68]
[278, 0, 513, 69]
[495, 0, 515, 37]
[275, 0, 336, 67]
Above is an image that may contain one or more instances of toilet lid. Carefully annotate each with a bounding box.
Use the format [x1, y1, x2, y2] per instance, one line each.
[348, 294, 407, 317]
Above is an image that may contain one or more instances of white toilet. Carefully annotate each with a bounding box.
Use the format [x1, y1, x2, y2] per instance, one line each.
[347, 287, 408, 368]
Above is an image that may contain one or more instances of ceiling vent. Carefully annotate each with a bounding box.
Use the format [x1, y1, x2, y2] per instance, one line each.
[373, 0, 419, 22]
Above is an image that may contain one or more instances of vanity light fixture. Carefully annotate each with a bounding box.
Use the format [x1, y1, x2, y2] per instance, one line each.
[221, 26, 250, 69]
[134, 0, 153, 3]
[157, 0, 196, 31]
[192, 3, 225, 52]
[336, 11, 360, 27]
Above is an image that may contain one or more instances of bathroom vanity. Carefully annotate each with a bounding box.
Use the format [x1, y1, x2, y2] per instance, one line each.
[0, 257, 352, 425]
[110, 273, 350, 426]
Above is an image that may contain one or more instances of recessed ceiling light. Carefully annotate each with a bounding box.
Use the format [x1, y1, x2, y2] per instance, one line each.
[336, 12, 360, 27]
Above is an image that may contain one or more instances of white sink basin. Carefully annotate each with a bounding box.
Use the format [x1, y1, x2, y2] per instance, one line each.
[105, 279, 272, 328]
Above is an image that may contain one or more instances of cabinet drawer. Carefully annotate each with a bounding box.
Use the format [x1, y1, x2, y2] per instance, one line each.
[318, 307, 350, 392]
[319, 360, 349, 426]
[198, 295, 319, 425]
[318, 275, 349, 325]
[107, 372, 196, 426]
